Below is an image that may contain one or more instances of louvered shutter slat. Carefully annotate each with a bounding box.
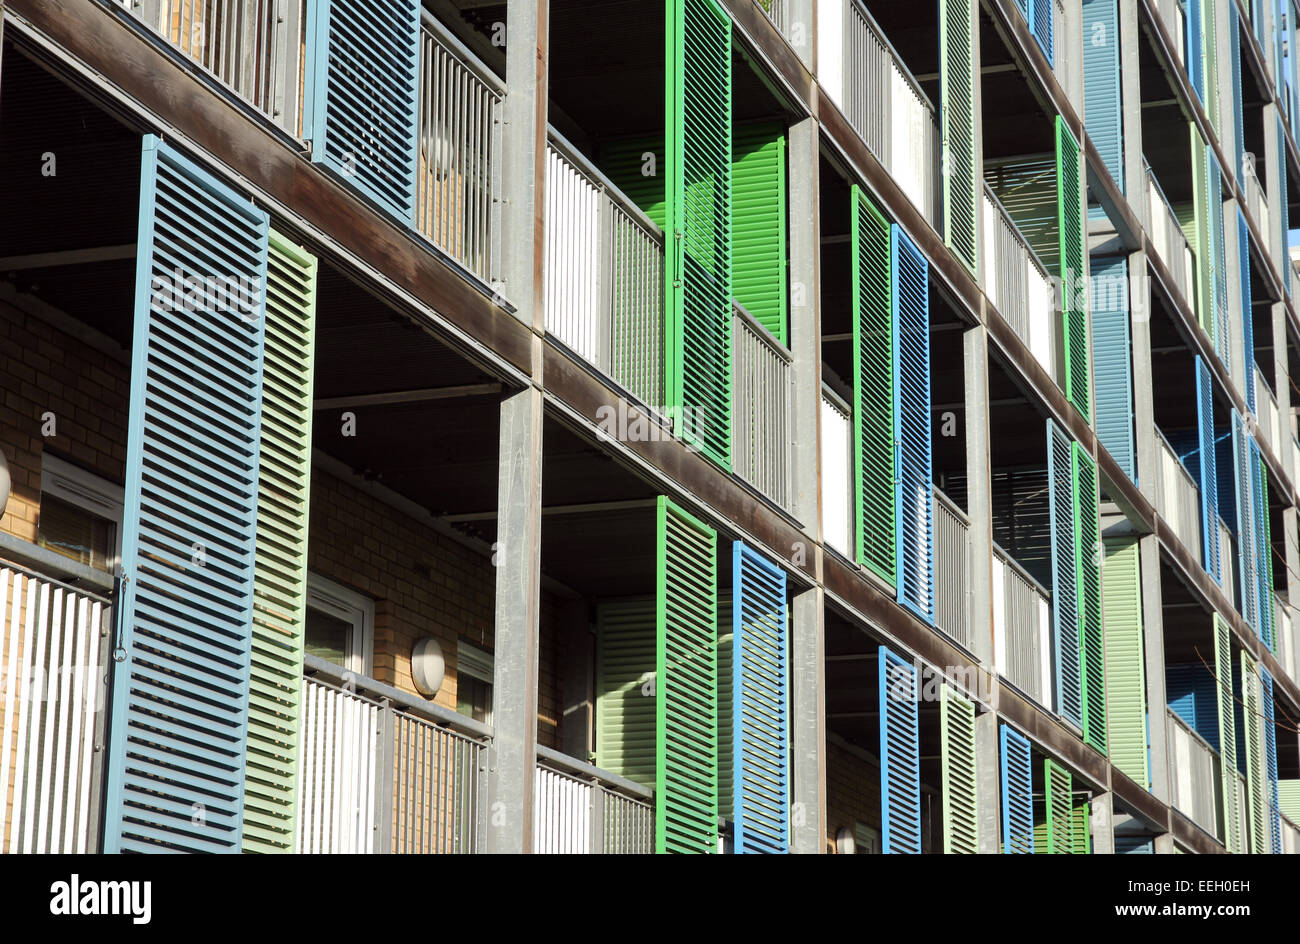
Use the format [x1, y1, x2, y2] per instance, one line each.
[1262, 669, 1282, 853]
[940, 0, 978, 271]
[731, 123, 787, 343]
[878, 648, 921, 854]
[1195, 357, 1221, 581]
[1092, 256, 1135, 480]
[1047, 420, 1082, 726]
[1102, 536, 1149, 787]
[999, 725, 1034, 853]
[940, 685, 979, 853]
[1056, 119, 1090, 422]
[1073, 444, 1105, 751]
[1044, 759, 1073, 853]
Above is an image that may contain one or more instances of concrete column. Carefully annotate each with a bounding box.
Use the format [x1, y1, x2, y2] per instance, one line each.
[1139, 533, 1170, 806]
[789, 583, 825, 853]
[785, 0, 814, 70]
[488, 385, 544, 853]
[974, 702, 1001, 853]
[500, 0, 548, 327]
[788, 115, 822, 534]
[1090, 790, 1115, 854]
[965, 325, 994, 665]
[1118, 0, 1145, 225]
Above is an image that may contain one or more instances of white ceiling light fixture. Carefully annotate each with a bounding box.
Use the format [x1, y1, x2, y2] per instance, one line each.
[411, 636, 446, 698]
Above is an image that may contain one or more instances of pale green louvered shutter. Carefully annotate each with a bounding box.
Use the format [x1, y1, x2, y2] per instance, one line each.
[1191, 129, 1218, 343]
[1043, 758, 1073, 853]
[655, 497, 719, 853]
[595, 599, 657, 788]
[851, 185, 897, 585]
[940, 0, 978, 272]
[1073, 444, 1105, 752]
[940, 685, 979, 853]
[1241, 650, 1267, 853]
[1213, 613, 1245, 852]
[242, 232, 318, 853]
[1102, 536, 1148, 787]
[731, 122, 788, 343]
[1071, 794, 1091, 854]
[599, 139, 668, 229]
[1056, 117, 1089, 422]
[666, 0, 732, 467]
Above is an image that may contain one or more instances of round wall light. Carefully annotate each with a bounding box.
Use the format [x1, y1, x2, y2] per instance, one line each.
[0, 448, 9, 518]
[834, 826, 856, 855]
[410, 636, 445, 698]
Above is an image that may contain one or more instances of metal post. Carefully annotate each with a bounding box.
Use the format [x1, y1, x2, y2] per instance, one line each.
[974, 703, 1001, 853]
[488, 384, 544, 853]
[965, 324, 994, 664]
[374, 697, 395, 854]
[1118, 0, 1144, 225]
[787, 115, 821, 532]
[1131, 248, 1158, 505]
[789, 583, 825, 853]
[589, 782, 605, 855]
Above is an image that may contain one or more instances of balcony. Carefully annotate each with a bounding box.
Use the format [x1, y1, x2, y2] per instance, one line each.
[543, 130, 665, 410]
[1145, 164, 1196, 308]
[1277, 594, 1300, 687]
[1166, 708, 1219, 838]
[981, 183, 1056, 379]
[0, 560, 110, 854]
[533, 746, 654, 854]
[732, 304, 793, 509]
[992, 543, 1053, 708]
[1155, 428, 1202, 562]
[933, 487, 972, 651]
[297, 656, 491, 854]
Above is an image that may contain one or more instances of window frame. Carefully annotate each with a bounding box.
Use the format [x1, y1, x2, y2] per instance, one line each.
[305, 572, 374, 677]
[38, 453, 124, 572]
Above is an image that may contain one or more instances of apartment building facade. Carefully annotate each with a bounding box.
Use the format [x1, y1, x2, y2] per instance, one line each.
[0, 0, 1297, 855]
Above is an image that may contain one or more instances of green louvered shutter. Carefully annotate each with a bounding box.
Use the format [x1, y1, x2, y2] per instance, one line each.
[1044, 759, 1073, 853]
[940, 685, 979, 853]
[599, 139, 668, 229]
[1102, 536, 1148, 787]
[1071, 794, 1091, 854]
[666, 0, 732, 467]
[104, 136, 268, 853]
[1072, 444, 1105, 752]
[655, 497, 718, 853]
[851, 185, 897, 585]
[1211, 621, 1242, 858]
[731, 122, 788, 343]
[1056, 118, 1089, 421]
[242, 232, 318, 853]
[595, 599, 657, 788]
[940, 0, 978, 271]
[1241, 650, 1266, 853]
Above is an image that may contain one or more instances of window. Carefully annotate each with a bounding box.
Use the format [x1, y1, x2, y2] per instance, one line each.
[456, 640, 493, 725]
[37, 454, 123, 573]
[853, 822, 880, 855]
[305, 574, 373, 676]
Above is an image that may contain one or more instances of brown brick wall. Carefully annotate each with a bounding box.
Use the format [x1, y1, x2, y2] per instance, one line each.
[825, 740, 881, 853]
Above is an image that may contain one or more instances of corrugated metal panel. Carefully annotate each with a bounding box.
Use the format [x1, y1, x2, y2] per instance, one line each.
[1091, 255, 1135, 481]
[242, 231, 318, 854]
[1102, 536, 1149, 788]
[1262, 668, 1282, 853]
[104, 136, 267, 854]
[731, 543, 789, 854]
[667, 0, 732, 468]
[595, 600, 656, 788]
[999, 724, 1034, 853]
[940, 685, 979, 853]
[1057, 118, 1090, 422]
[304, 0, 420, 224]
[893, 227, 935, 623]
[852, 186, 897, 585]
[1047, 420, 1082, 727]
[1073, 444, 1105, 752]
[941, 0, 978, 271]
[878, 648, 921, 854]
[1082, 0, 1124, 191]
[655, 497, 719, 854]
[731, 122, 788, 342]
[1195, 357, 1221, 581]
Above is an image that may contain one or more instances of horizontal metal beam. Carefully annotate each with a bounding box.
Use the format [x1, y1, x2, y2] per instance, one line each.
[313, 383, 503, 409]
[0, 243, 136, 269]
[438, 498, 659, 523]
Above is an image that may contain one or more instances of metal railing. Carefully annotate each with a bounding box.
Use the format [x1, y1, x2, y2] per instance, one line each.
[733, 305, 793, 509]
[933, 487, 972, 651]
[0, 564, 110, 854]
[1146, 164, 1196, 306]
[982, 185, 1056, 379]
[1218, 516, 1235, 608]
[754, 0, 792, 38]
[297, 655, 490, 854]
[1166, 708, 1219, 838]
[1051, 0, 1078, 114]
[821, 386, 854, 559]
[534, 746, 654, 854]
[417, 12, 504, 288]
[843, 0, 939, 226]
[1255, 364, 1280, 453]
[544, 131, 666, 410]
[993, 544, 1052, 708]
[1155, 428, 1203, 562]
[130, 0, 303, 134]
[1153, 0, 1184, 66]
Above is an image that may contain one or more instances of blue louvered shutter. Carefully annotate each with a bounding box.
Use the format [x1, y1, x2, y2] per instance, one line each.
[1195, 357, 1221, 582]
[730, 542, 789, 854]
[304, 0, 421, 224]
[892, 227, 935, 623]
[1032, 0, 1055, 64]
[1232, 5, 1246, 184]
[1166, 663, 1221, 748]
[105, 136, 268, 853]
[1240, 212, 1256, 416]
[999, 724, 1034, 853]
[1262, 668, 1282, 853]
[1251, 440, 1275, 649]
[1047, 420, 1082, 727]
[1091, 256, 1135, 481]
[1115, 835, 1154, 853]
[878, 648, 921, 854]
[1232, 411, 1261, 633]
[1083, 0, 1123, 193]
[1186, 0, 1205, 102]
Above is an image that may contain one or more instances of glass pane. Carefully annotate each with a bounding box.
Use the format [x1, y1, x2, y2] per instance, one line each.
[457, 676, 493, 725]
[305, 608, 351, 666]
[37, 493, 113, 571]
